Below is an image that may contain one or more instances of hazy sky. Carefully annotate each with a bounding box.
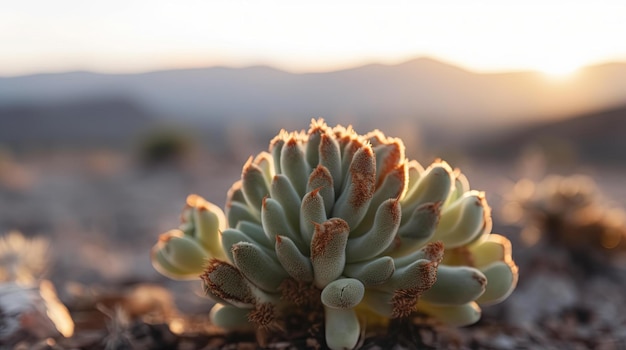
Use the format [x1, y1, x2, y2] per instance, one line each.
[2, 0, 625, 76]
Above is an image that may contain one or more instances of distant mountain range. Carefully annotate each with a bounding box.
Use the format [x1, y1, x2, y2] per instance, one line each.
[469, 104, 626, 165]
[0, 97, 153, 150]
[1, 57, 626, 160]
[2, 57, 626, 130]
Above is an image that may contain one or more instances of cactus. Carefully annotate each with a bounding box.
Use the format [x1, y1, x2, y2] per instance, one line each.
[151, 119, 518, 349]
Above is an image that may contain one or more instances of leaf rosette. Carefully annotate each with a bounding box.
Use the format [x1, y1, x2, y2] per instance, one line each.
[151, 119, 518, 349]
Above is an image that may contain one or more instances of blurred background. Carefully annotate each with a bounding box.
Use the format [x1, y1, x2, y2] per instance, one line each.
[1, 1, 626, 345]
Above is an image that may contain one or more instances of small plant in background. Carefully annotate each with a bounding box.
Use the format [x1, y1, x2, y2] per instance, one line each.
[505, 174, 626, 255]
[499, 174, 626, 346]
[151, 119, 518, 349]
[137, 127, 195, 168]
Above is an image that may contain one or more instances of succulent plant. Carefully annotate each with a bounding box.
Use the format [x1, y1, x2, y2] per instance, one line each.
[152, 119, 518, 349]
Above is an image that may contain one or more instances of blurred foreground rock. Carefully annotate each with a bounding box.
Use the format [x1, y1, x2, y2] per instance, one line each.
[0, 280, 74, 346]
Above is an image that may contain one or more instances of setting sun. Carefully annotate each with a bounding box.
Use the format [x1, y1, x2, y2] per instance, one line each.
[537, 60, 583, 78]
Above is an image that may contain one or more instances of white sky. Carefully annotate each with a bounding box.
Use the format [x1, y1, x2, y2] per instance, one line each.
[1, 0, 625, 76]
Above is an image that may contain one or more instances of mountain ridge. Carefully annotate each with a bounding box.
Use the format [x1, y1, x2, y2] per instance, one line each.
[468, 104, 626, 165]
[2, 56, 626, 137]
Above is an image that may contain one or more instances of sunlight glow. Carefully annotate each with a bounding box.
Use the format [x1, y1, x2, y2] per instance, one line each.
[537, 61, 583, 79]
[0, 0, 625, 75]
